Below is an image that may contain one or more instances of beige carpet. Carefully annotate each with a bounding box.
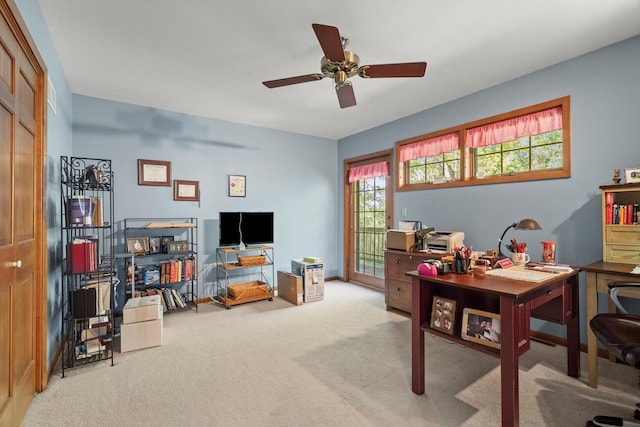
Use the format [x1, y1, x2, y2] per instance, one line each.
[22, 281, 639, 426]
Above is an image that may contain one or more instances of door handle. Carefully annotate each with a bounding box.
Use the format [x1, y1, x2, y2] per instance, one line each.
[10, 260, 22, 268]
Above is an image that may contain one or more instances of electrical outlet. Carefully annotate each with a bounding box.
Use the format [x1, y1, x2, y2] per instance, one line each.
[402, 208, 407, 217]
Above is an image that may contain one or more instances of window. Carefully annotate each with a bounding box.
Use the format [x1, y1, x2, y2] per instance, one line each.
[396, 96, 570, 191]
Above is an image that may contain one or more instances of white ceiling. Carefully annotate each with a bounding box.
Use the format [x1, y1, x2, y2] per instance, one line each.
[37, 0, 640, 140]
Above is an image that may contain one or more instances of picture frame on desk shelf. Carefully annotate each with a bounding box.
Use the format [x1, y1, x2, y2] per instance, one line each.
[167, 240, 188, 254]
[173, 180, 200, 202]
[625, 167, 640, 184]
[430, 296, 456, 335]
[148, 237, 161, 254]
[161, 236, 174, 254]
[461, 308, 501, 349]
[137, 159, 171, 186]
[126, 237, 148, 255]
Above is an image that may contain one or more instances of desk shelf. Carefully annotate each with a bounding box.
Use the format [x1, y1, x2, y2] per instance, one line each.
[421, 324, 500, 358]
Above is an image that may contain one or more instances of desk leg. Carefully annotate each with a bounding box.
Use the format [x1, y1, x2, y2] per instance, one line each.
[567, 276, 580, 378]
[411, 276, 428, 395]
[586, 272, 598, 388]
[500, 296, 519, 427]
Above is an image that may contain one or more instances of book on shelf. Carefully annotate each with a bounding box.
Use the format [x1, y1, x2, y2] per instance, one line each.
[163, 288, 176, 310]
[66, 239, 97, 274]
[171, 289, 185, 308]
[184, 258, 193, 280]
[144, 269, 160, 286]
[608, 203, 639, 225]
[66, 196, 94, 227]
[91, 197, 104, 227]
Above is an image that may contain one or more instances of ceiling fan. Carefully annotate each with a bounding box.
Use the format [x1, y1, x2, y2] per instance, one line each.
[262, 23, 427, 109]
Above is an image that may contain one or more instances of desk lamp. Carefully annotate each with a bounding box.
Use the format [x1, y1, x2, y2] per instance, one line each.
[498, 218, 541, 258]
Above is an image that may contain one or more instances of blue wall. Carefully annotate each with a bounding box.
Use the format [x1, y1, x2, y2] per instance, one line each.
[71, 95, 338, 306]
[338, 35, 640, 340]
[14, 0, 640, 370]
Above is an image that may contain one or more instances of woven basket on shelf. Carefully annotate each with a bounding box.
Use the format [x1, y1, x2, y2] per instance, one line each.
[227, 281, 269, 299]
[237, 254, 266, 266]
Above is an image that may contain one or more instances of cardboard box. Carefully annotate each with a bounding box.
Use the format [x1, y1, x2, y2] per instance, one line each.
[123, 295, 163, 324]
[118, 319, 163, 353]
[385, 230, 415, 252]
[277, 271, 303, 306]
[291, 260, 324, 302]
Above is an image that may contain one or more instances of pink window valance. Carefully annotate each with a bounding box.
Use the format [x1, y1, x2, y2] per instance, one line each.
[465, 107, 563, 148]
[399, 133, 459, 163]
[348, 161, 389, 183]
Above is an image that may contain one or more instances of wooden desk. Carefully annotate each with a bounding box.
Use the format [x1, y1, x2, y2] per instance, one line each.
[409, 269, 580, 427]
[580, 260, 640, 388]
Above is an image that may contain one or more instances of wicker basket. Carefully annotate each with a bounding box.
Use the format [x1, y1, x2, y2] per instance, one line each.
[237, 254, 266, 266]
[227, 281, 269, 299]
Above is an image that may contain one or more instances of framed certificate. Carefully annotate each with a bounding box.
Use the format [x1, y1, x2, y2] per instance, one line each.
[137, 159, 171, 186]
[229, 174, 246, 197]
[173, 180, 199, 201]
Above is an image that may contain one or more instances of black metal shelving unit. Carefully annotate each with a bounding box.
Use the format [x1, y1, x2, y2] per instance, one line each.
[122, 217, 198, 313]
[60, 156, 115, 376]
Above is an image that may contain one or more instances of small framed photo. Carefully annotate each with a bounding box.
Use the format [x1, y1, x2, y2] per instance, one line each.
[167, 240, 188, 254]
[148, 237, 161, 254]
[625, 168, 640, 184]
[229, 174, 246, 197]
[126, 237, 149, 255]
[137, 159, 171, 186]
[461, 308, 501, 349]
[161, 236, 174, 254]
[430, 296, 456, 335]
[174, 180, 200, 201]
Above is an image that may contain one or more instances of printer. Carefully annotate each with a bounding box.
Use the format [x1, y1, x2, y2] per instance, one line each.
[425, 231, 465, 253]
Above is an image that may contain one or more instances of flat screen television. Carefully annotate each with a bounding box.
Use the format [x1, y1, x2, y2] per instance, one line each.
[219, 212, 274, 247]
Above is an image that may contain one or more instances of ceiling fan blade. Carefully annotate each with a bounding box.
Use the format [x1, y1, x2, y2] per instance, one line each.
[336, 83, 356, 109]
[262, 74, 324, 88]
[358, 62, 427, 78]
[312, 23, 345, 62]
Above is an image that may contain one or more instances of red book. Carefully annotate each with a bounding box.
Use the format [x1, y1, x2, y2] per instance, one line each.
[169, 261, 176, 283]
[605, 192, 613, 224]
[66, 240, 97, 274]
[184, 259, 192, 280]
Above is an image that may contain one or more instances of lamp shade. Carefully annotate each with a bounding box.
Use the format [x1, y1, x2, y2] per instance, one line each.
[498, 218, 542, 258]
[515, 218, 542, 231]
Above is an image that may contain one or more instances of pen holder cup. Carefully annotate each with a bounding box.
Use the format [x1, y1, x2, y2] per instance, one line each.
[454, 258, 471, 274]
[473, 260, 487, 277]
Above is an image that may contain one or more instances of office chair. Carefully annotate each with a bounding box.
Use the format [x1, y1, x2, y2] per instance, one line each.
[586, 282, 640, 427]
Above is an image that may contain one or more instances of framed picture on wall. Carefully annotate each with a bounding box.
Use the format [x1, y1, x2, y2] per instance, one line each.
[137, 159, 171, 186]
[173, 180, 199, 201]
[229, 175, 246, 197]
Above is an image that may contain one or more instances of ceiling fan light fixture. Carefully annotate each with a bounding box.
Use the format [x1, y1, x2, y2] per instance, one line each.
[262, 23, 428, 108]
[334, 70, 348, 85]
